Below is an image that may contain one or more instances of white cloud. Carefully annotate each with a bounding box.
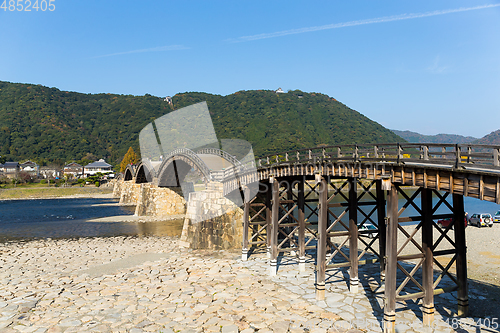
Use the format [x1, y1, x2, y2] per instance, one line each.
[427, 55, 449, 74]
[227, 4, 500, 43]
[92, 45, 189, 59]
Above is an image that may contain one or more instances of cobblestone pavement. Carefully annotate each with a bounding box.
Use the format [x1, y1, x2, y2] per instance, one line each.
[0, 236, 495, 332]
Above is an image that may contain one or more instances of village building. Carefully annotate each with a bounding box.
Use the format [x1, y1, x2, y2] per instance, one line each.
[20, 161, 39, 178]
[275, 87, 286, 94]
[39, 166, 61, 179]
[84, 159, 113, 177]
[3, 162, 20, 179]
[63, 162, 84, 178]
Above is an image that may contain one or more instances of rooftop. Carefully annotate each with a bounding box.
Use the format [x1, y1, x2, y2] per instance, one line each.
[85, 159, 112, 168]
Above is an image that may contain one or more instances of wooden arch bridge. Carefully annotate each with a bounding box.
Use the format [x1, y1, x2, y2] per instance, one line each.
[123, 147, 247, 186]
[123, 142, 500, 332]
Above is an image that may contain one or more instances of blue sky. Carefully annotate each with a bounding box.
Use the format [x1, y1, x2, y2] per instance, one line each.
[1, 1, 499, 138]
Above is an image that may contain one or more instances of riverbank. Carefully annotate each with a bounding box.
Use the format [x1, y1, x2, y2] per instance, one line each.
[1, 235, 498, 332]
[0, 186, 114, 200]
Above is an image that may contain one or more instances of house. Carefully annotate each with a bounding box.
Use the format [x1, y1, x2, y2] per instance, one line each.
[84, 159, 113, 177]
[275, 87, 286, 94]
[20, 161, 39, 178]
[3, 162, 20, 179]
[39, 166, 61, 179]
[164, 96, 173, 104]
[63, 162, 84, 178]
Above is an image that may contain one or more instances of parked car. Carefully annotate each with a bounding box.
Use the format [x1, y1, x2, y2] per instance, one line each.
[436, 217, 467, 229]
[494, 211, 500, 223]
[468, 213, 493, 228]
[359, 224, 378, 238]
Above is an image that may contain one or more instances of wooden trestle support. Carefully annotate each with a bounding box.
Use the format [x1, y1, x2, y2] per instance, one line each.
[242, 176, 468, 333]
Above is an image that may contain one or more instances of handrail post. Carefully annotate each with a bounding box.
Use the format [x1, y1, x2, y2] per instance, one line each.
[337, 147, 342, 158]
[455, 144, 461, 169]
[285, 152, 289, 162]
[423, 145, 429, 161]
[242, 185, 250, 261]
[297, 151, 300, 161]
[397, 143, 402, 164]
[309, 149, 312, 160]
[494, 148, 499, 167]
[374, 145, 379, 159]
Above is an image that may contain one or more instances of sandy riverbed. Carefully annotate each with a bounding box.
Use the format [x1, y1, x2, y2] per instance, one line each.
[0, 187, 114, 201]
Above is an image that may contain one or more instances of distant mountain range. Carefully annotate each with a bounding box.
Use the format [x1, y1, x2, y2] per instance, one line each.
[391, 129, 500, 145]
[474, 129, 500, 145]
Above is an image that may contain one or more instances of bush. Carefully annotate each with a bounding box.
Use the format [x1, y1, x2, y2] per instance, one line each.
[95, 181, 100, 187]
[40, 179, 47, 184]
[77, 178, 85, 184]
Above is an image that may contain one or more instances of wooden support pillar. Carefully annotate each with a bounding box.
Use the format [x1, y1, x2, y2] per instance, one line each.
[454, 193, 469, 317]
[287, 182, 294, 251]
[266, 182, 272, 259]
[421, 189, 435, 326]
[298, 178, 306, 272]
[384, 185, 398, 333]
[270, 179, 279, 276]
[316, 175, 327, 300]
[349, 177, 359, 293]
[377, 180, 387, 283]
[242, 186, 250, 261]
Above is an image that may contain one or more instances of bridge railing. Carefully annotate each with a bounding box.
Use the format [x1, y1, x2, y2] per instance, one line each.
[196, 148, 243, 167]
[257, 143, 500, 173]
[210, 163, 255, 182]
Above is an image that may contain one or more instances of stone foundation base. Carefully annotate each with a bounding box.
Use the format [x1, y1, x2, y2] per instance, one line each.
[179, 208, 243, 250]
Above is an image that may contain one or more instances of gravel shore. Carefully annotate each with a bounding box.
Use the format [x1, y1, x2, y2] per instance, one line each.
[1, 232, 499, 333]
[0, 236, 339, 333]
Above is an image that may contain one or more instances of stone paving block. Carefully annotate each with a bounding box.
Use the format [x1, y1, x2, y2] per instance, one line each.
[221, 324, 239, 333]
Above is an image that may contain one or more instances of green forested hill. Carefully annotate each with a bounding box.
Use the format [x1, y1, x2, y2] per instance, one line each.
[0, 82, 403, 166]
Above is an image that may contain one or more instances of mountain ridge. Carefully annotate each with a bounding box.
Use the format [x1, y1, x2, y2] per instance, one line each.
[0, 81, 403, 167]
[391, 129, 477, 144]
[473, 129, 500, 145]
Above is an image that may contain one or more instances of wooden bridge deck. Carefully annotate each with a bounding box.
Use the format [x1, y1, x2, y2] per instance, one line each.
[222, 143, 500, 204]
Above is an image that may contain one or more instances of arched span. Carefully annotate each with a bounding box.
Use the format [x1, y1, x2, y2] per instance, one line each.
[124, 165, 134, 181]
[156, 149, 212, 187]
[196, 148, 242, 168]
[134, 161, 156, 184]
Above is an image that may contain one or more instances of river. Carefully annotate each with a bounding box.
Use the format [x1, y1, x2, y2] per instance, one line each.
[0, 197, 184, 242]
[0, 192, 498, 242]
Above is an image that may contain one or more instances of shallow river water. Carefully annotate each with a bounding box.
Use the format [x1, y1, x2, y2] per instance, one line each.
[0, 197, 184, 242]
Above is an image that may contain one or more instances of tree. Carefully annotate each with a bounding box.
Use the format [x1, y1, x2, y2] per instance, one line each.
[120, 147, 139, 172]
[18, 171, 33, 183]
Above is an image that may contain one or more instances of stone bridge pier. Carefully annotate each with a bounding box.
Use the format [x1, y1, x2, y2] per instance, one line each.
[113, 179, 244, 250]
